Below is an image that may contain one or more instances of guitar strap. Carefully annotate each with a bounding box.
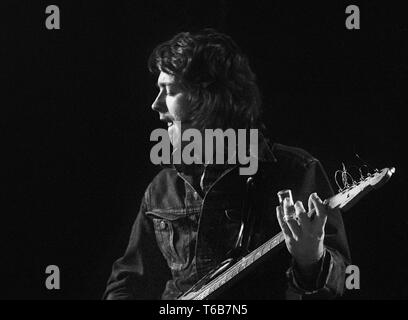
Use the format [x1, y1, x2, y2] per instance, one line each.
[232, 174, 258, 257]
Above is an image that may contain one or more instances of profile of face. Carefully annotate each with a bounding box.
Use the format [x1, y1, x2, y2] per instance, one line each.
[151, 71, 192, 148]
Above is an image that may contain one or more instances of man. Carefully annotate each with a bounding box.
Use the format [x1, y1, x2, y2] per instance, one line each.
[103, 29, 350, 300]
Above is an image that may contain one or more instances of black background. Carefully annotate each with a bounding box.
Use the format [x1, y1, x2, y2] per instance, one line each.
[2, 1, 407, 299]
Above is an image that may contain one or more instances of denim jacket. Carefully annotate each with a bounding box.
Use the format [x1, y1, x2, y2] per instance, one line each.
[103, 136, 351, 300]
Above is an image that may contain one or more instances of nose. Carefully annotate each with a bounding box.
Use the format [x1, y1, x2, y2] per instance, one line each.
[151, 91, 167, 113]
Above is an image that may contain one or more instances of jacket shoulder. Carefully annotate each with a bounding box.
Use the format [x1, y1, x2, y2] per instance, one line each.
[147, 167, 178, 192]
[271, 143, 319, 168]
[150, 167, 178, 184]
[143, 168, 179, 209]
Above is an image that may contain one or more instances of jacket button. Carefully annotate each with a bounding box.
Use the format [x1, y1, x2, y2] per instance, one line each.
[159, 220, 166, 230]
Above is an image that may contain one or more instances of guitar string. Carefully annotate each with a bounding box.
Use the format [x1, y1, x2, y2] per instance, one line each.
[355, 153, 378, 174]
[334, 163, 368, 191]
[193, 232, 285, 298]
[194, 239, 273, 297]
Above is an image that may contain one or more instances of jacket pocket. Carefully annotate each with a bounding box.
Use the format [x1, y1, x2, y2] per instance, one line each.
[146, 209, 195, 272]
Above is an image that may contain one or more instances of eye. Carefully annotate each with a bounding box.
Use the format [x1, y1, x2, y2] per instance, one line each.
[166, 83, 180, 96]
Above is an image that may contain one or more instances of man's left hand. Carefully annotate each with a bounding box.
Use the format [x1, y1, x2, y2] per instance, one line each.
[276, 192, 328, 274]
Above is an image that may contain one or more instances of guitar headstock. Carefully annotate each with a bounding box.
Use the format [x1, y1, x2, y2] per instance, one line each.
[327, 167, 395, 212]
[365, 167, 395, 189]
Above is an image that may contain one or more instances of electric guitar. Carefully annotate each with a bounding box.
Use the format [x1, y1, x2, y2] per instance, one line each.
[178, 167, 395, 300]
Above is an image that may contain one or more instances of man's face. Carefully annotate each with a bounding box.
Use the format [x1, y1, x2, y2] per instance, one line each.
[151, 71, 191, 147]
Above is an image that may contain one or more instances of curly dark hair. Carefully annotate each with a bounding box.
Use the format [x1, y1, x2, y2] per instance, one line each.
[148, 29, 262, 130]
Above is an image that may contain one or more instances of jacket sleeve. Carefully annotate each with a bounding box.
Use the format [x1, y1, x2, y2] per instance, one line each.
[102, 189, 171, 300]
[286, 158, 351, 299]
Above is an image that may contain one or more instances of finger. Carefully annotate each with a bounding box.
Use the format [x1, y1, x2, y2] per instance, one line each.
[308, 194, 317, 219]
[282, 197, 302, 239]
[309, 193, 328, 229]
[276, 206, 295, 240]
[309, 193, 326, 217]
[285, 217, 301, 241]
[294, 200, 310, 228]
[282, 197, 296, 219]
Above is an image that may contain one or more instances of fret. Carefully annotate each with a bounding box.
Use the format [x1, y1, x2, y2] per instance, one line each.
[261, 244, 268, 255]
[242, 258, 248, 268]
[255, 249, 262, 260]
[237, 261, 244, 273]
